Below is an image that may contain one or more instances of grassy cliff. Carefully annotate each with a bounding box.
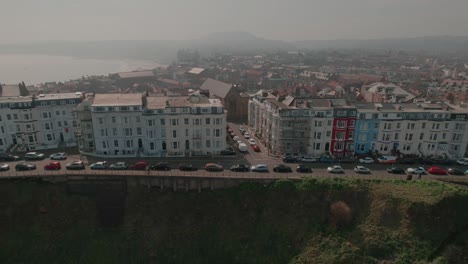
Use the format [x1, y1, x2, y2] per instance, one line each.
[0, 178, 467, 264]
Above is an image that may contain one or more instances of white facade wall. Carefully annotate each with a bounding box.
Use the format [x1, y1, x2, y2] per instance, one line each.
[307, 111, 334, 156]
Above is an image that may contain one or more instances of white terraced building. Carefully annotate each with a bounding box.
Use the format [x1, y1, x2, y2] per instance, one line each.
[86, 93, 226, 157]
[0, 93, 83, 153]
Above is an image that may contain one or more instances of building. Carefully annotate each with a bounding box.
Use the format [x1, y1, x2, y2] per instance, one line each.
[0, 93, 82, 153]
[82, 93, 226, 157]
[361, 82, 415, 103]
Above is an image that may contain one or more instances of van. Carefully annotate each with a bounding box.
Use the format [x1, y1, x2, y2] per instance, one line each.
[238, 143, 248, 152]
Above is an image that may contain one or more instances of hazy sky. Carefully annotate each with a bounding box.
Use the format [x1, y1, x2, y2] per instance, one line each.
[1, 0, 467, 43]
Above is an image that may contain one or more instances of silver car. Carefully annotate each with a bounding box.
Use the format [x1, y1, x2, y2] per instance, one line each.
[0, 163, 9, 171]
[110, 162, 128, 170]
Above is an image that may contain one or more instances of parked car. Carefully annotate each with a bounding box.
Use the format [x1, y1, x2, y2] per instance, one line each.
[358, 157, 374, 164]
[0, 163, 10, 171]
[273, 164, 292, 173]
[248, 138, 256, 145]
[300, 156, 317, 163]
[327, 165, 344, 174]
[387, 167, 405, 174]
[319, 156, 336, 163]
[204, 163, 223, 172]
[0, 154, 21, 162]
[406, 167, 426, 174]
[354, 166, 371, 174]
[178, 164, 198, 171]
[220, 148, 236, 155]
[243, 132, 251, 139]
[447, 168, 465, 176]
[15, 163, 36, 171]
[251, 164, 269, 172]
[239, 126, 246, 133]
[90, 161, 107, 170]
[252, 144, 261, 152]
[238, 143, 248, 152]
[66, 161, 85, 170]
[44, 161, 61, 170]
[50, 152, 67, 160]
[24, 152, 45, 160]
[150, 162, 171, 171]
[456, 158, 468, 166]
[233, 136, 240, 141]
[377, 156, 397, 164]
[130, 161, 148, 170]
[427, 166, 447, 175]
[282, 156, 297, 163]
[230, 164, 249, 172]
[296, 164, 312, 173]
[110, 162, 128, 170]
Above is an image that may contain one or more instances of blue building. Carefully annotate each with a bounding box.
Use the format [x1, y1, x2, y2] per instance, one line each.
[354, 103, 380, 155]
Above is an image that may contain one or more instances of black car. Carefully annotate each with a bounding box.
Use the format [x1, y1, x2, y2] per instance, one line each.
[273, 164, 292, 173]
[282, 156, 297, 163]
[387, 167, 405, 174]
[0, 154, 21, 162]
[230, 164, 249, 172]
[178, 164, 198, 171]
[149, 162, 171, 171]
[447, 168, 465, 176]
[296, 164, 312, 173]
[220, 148, 236, 155]
[15, 163, 36, 171]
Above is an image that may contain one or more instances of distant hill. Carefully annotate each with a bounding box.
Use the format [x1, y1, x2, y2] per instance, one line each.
[294, 36, 468, 53]
[0, 33, 467, 62]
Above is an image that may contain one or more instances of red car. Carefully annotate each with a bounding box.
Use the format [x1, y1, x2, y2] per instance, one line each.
[130, 161, 148, 170]
[427, 166, 447, 175]
[252, 144, 261, 152]
[44, 161, 61, 170]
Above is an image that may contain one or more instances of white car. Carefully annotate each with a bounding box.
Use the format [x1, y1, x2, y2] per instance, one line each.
[243, 132, 251, 139]
[327, 165, 344, 174]
[406, 167, 426, 174]
[90, 161, 107, 170]
[358, 157, 374, 164]
[239, 126, 246, 133]
[233, 136, 240, 141]
[456, 158, 468, 166]
[50, 152, 67, 160]
[110, 162, 128, 170]
[251, 164, 269, 172]
[354, 166, 371, 174]
[301, 156, 317, 163]
[24, 152, 45, 160]
[248, 138, 256, 145]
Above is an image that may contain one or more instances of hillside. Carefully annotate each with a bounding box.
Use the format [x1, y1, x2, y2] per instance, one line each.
[0, 178, 467, 263]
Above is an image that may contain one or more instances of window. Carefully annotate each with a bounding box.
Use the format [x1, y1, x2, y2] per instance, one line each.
[7, 114, 11, 120]
[126, 140, 133, 148]
[442, 133, 446, 140]
[420, 133, 424, 140]
[205, 118, 211, 125]
[171, 119, 178, 126]
[185, 129, 189, 137]
[112, 117, 116, 123]
[56, 111, 60, 116]
[445, 123, 449, 129]
[348, 131, 354, 139]
[173, 141, 179, 149]
[62, 110, 66, 115]
[396, 123, 401, 129]
[326, 131, 331, 137]
[337, 120, 346, 128]
[206, 140, 211, 148]
[374, 123, 379, 129]
[314, 143, 321, 150]
[336, 110, 346, 117]
[64, 121, 68, 126]
[137, 127, 142, 136]
[327, 120, 332, 126]
[405, 133, 413, 140]
[114, 140, 119, 147]
[58, 121, 62, 127]
[215, 129, 220, 137]
[206, 128, 210, 137]
[42, 112, 48, 118]
[314, 132, 321, 139]
[136, 116, 141, 123]
[160, 119, 165, 126]
[124, 117, 128, 124]
[422, 123, 426, 129]
[334, 142, 344, 151]
[102, 141, 107, 149]
[46, 134, 53, 141]
[394, 133, 399, 140]
[372, 133, 377, 140]
[172, 130, 177, 138]
[184, 118, 189, 125]
[349, 120, 355, 127]
[125, 128, 133, 136]
[162, 141, 166, 150]
[100, 129, 106, 137]
[98, 118, 104, 125]
[150, 142, 155, 150]
[382, 113, 388, 118]
[148, 120, 154, 126]
[113, 128, 118, 136]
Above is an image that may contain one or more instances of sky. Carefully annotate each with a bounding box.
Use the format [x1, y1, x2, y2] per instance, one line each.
[1, 0, 468, 43]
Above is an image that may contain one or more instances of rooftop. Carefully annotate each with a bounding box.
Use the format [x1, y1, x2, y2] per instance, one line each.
[117, 70, 154, 79]
[92, 94, 142, 107]
[200, 78, 232, 99]
[35, 92, 83, 101]
[187, 67, 205, 75]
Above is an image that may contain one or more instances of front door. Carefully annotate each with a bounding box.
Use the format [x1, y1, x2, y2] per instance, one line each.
[138, 139, 143, 148]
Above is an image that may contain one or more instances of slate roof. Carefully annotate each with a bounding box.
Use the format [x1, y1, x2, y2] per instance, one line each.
[200, 78, 232, 99]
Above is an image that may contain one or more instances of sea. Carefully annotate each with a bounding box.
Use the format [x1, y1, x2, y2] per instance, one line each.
[0, 53, 164, 85]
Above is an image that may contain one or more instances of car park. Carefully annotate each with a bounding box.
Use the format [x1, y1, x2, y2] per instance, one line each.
[406, 167, 426, 174]
[178, 164, 198, 171]
[44, 161, 61, 170]
[447, 168, 464, 176]
[427, 166, 447, 175]
[204, 163, 223, 172]
[66, 161, 85, 170]
[456, 158, 468, 165]
[300, 156, 317, 163]
[387, 167, 405, 174]
[150, 162, 171, 171]
[273, 164, 292, 173]
[243, 132, 251, 139]
[251, 144, 261, 152]
[0, 163, 10, 171]
[90, 161, 107, 170]
[358, 157, 374, 164]
[110, 162, 128, 170]
[327, 165, 344, 174]
[15, 163, 36, 171]
[282, 156, 297, 163]
[248, 138, 256, 145]
[296, 164, 312, 173]
[130, 161, 148, 170]
[251, 164, 268, 172]
[0, 154, 21, 162]
[377, 156, 397, 164]
[24, 152, 45, 160]
[354, 166, 371, 174]
[230, 164, 250, 172]
[50, 152, 67, 160]
[220, 148, 236, 155]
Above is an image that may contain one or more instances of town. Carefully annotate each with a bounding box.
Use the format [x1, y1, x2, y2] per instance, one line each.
[0, 49, 468, 177]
